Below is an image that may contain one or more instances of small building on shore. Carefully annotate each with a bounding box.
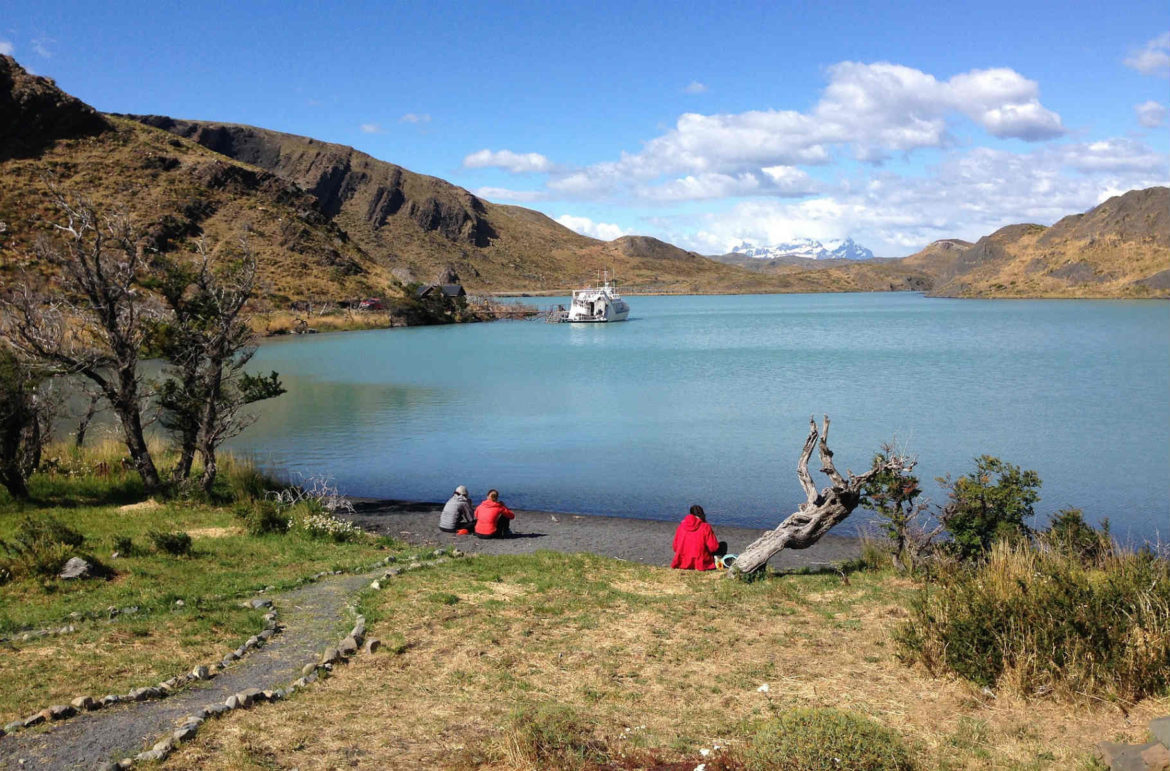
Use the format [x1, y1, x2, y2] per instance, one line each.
[416, 284, 467, 300]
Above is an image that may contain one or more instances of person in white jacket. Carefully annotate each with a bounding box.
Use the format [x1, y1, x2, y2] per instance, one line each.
[439, 485, 474, 533]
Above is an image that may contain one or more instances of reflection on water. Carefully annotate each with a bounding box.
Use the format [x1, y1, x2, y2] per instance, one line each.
[224, 293, 1169, 538]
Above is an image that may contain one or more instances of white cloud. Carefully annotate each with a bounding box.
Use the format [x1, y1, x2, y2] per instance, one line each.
[637, 167, 817, 202]
[400, 113, 431, 124]
[463, 148, 554, 173]
[359, 123, 384, 134]
[1136, 100, 1167, 128]
[539, 60, 1064, 202]
[684, 80, 708, 94]
[666, 139, 1169, 256]
[472, 186, 545, 202]
[31, 37, 53, 58]
[555, 214, 629, 241]
[0, 41, 13, 56]
[1125, 31, 1170, 78]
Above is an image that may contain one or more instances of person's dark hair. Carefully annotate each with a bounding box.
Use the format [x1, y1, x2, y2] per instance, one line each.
[488, 489, 499, 501]
[689, 504, 705, 521]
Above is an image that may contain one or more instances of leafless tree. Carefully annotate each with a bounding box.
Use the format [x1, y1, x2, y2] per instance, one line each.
[0, 196, 163, 491]
[729, 416, 913, 577]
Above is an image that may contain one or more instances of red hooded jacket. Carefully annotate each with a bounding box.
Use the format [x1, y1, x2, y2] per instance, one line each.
[474, 498, 515, 536]
[671, 514, 719, 570]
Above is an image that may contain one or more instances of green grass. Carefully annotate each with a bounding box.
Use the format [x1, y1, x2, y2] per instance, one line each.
[0, 442, 406, 721]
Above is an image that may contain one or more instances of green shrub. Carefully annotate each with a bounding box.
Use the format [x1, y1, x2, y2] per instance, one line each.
[502, 703, 609, 770]
[1044, 508, 1110, 564]
[111, 534, 136, 556]
[896, 542, 1170, 701]
[233, 499, 291, 536]
[739, 708, 916, 770]
[939, 455, 1041, 561]
[148, 529, 193, 556]
[0, 515, 88, 579]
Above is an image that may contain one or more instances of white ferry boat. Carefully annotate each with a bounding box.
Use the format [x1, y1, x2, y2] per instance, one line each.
[564, 272, 630, 323]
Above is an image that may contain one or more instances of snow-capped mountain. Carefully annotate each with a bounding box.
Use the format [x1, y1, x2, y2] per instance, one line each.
[730, 237, 874, 260]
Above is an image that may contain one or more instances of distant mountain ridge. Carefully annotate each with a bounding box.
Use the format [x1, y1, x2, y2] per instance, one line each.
[730, 237, 875, 261]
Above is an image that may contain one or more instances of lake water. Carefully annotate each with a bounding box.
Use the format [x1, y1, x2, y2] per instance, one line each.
[230, 293, 1170, 541]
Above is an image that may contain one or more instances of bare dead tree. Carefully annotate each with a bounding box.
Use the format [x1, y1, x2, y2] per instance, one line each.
[728, 415, 914, 577]
[0, 196, 163, 492]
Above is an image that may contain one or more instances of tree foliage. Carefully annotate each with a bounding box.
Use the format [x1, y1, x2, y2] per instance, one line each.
[939, 455, 1041, 561]
[861, 444, 937, 571]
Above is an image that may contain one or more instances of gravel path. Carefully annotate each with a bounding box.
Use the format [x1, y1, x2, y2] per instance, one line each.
[0, 570, 376, 770]
[347, 499, 861, 569]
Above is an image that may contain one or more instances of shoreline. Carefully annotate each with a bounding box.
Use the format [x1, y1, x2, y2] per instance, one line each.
[345, 499, 861, 569]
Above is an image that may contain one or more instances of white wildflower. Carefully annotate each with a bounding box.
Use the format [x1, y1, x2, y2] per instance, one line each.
[757, 683, 770, 693]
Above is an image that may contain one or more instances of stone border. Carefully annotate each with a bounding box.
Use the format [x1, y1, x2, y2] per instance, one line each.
[100, 551, 462, 769]
[0, 601, 281, 740]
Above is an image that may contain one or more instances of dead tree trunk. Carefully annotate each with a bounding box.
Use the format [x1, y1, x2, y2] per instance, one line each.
[728, 415, 910, 578]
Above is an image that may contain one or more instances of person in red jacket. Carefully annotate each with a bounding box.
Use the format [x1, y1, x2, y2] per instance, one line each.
[671, 504, 726, 570]
[474, 489, 515, 538]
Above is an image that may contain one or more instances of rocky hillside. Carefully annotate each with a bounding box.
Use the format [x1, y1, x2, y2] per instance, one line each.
[0, 56, 409, 309]
[124, 115, 931, 295]
[902, 189, 1170, 298]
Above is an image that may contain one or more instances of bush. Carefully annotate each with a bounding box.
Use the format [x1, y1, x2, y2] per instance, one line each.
[939, 455, 1041, 561]
[1044, 508, 1110, 564]
[148, 529, 193, 556]
[739, 708, 916, 770]
[896, 542, 1170, 702]
[297, 507, 361, 543]
[0, 516, 87, 579]
[111, 534, 136, 556]
[234, 499, 291, 536]
[502, 703, 609, 770]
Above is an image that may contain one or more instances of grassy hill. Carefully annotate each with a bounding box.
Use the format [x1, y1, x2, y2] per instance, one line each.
[902, 188, 1170, 298]
[0, 58, 405, 308]
[125, 115, 937, 296]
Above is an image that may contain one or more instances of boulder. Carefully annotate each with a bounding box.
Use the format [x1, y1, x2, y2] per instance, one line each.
[1097, 740, 1170, 771]
[1151, 717, 1170, 749]
[173, 723, 200, 742]
[338, 636, 359, 657]
[70, 695, 97, 711]
[191, 665, 210, 680]
[58, 557, 93, 580]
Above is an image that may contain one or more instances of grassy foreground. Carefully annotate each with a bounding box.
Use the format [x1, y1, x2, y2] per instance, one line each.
[3, 445, 1167, 768]
[161, 552, 1167, 770]
[0, 442, 404, 721]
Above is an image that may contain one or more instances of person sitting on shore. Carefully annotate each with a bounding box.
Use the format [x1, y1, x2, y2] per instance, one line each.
[671, 504, 727, 570]
[439, 485, 474, 533]
[474, 489, 515, 539]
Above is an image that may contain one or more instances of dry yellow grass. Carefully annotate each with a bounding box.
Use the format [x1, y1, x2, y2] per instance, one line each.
[160, 553, 1166, 770]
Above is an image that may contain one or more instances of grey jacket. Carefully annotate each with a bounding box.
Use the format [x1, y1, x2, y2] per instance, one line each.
[439, 493, 473, 530]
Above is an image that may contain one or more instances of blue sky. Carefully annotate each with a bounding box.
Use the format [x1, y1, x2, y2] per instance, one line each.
[3, 0, 1167, 255]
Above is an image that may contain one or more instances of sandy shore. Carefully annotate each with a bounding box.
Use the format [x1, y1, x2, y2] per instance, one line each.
[346, 499, 861, 569]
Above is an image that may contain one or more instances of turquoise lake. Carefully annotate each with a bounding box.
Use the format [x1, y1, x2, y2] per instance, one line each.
[230, 293, 1170, 540]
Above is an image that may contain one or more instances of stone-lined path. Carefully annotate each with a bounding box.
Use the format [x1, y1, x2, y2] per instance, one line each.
[0, 569, 380, 770]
